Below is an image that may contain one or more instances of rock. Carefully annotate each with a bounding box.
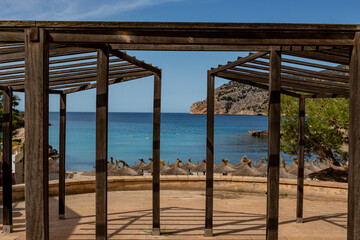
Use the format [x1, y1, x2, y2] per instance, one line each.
[190, 81, 268, 115]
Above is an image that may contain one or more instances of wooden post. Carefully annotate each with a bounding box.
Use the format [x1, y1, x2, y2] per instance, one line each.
[59, 93, 66, 219]
[152, 72, 161, 236]
[204, 71, 214, 237]
[24, 27, 50, 240]
[296, 96, 305, 223]
[266, 48, 281, 240]
[2, 87, 13, 233]
[348, 32, 360, 240]
[96, 46, 109, 240]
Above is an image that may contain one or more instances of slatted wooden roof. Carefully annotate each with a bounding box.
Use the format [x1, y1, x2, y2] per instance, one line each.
[0, 43, 160, 94]
[0, 21, 358, 96]
[210, 50, 349, 98]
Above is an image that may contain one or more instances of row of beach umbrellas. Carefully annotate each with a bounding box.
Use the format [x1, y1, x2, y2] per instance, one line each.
[97, 156, 335, 178]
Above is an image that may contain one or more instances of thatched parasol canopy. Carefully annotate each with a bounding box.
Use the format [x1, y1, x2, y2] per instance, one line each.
[142, 158, 154, 171]
[131, 158, 149, 171]
[286, 158, 313, 176]
[181, 158, 198, 171]
[169, 158, 184, 168]
[109, 160, 141, 176]
[193, 159, 207, 173]
[253, 158, 267, 174]
[214, 159, 237, 174]
[232, 162, 265, 177]
[161, 161, 191, 175]
[279, 158, 296, 179]
[235, 156, 252, 168]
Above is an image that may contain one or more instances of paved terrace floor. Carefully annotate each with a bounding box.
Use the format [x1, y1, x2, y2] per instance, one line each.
[0, 190, 347, 240]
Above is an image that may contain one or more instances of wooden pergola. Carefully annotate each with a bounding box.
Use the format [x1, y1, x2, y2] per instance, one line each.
[206, 51, 350, 238]
[0, 21, 359, 240]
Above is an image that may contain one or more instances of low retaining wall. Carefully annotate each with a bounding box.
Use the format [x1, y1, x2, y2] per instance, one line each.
[0, 175, 348, 204]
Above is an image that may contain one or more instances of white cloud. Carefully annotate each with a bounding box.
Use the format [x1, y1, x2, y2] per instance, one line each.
[0, 0, 181, 21]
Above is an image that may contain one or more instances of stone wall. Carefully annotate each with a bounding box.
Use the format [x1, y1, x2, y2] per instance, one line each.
[0, 175, 348, 204]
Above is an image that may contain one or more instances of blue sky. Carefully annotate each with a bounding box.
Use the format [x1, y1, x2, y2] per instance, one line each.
[3, 0, 360, 112]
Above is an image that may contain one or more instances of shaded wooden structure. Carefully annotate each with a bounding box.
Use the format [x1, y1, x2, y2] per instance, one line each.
[207, 50, 350, 238]
[0, 21, 358, 240]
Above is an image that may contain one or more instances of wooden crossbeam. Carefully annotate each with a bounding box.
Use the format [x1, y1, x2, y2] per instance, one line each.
[209, 52, 268, 74]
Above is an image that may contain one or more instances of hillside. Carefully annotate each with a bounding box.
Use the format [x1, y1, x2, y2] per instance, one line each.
[190, 81, 268, 115]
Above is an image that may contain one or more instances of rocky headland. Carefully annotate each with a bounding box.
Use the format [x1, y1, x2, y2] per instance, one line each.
[190, 81, 268, 115]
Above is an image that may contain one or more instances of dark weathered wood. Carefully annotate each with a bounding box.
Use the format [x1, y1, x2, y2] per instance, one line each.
[210, 52, 268, 74]
[348, 32, 360, 240]
[205, 71, 214, 237]
[216, 71, 302, 98]
[285, 51, 350, 65]
[152, 72, 161, 236]
[296, 96, 305, 223]
[2, 87, 13, 233]
[24, 28, 49, 240]
[96, 46, 109, 240]
[260, 55, 349, 73]
[109, 48, 161, 75]
[266, 48, 281, 240]
[59, 93, 66, 219]
[62, 73, 152, 94]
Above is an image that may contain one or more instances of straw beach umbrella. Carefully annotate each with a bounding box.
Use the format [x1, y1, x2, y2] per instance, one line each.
[181, 158, 198, 172]
[279, 157, 296, 179]
[286, 158, 313, 176]
[194, 159, 207, 175]
[161, 161, 191, 175]
[131, 158, 149, 172]
[110, 160, 141, 176]
[232, 161, 265, 177]
[235, 156, 252, 168]
[142, 158, 154, 172]
[214, 159, 237, 175]
[170, 158, 184, 168]
[253, 158, 268, 175]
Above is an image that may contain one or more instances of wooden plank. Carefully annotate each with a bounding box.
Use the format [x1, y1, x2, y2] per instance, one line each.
[216, 71, 302, 98]
[209, 52, 268, 74]
[348, 32, 360, 240]
[24, 28, 49, 240]
[262, 56, 349, 73]
[59, 94, 66, 219]
[96, 46, 109, 240]
[47, 31, 354, 46]
[152, 72, 161, 236]
[62, 73, 152, 94]
[285, 51, 350, 65]
[204, 71, 214, 237]
[296, 96, 305, 223]
[2, 87, 13, 233]
[109, 48, 160, 75]
[266, 48, 281, 240]
[0, 31, 24, 42]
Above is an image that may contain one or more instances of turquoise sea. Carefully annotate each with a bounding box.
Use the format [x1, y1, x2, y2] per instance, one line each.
[49, 112, 292, 171]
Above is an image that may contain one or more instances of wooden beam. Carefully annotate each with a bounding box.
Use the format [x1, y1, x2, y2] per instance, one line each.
[285, 51, 350, 65]
[2, 87, 13, 233]
[348, 32, 360, 240]
[0, 30, 24, 42]
[296, 96, 305, 223]
[24, 28, 49, 240]
[266, 48, 281, 240]
[216, 71, 302, 98]
[59, 94, 66, 219]
[47, 30, 354, 46]
[96, 46, 109, 240]
[209, 52, 268, 74]
[152, 72, 161, 236]
[108, 48, 161, 75]
[204, 71, 214, 237]
[62, 73, 152, 94]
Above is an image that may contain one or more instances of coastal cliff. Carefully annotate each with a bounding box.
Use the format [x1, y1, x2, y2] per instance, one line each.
[190, 81, 268, 115]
